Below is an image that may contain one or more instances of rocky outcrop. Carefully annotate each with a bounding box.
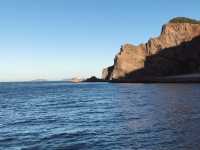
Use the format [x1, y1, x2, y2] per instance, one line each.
[83, 76, 105, 82]
[68, 78, 83, 83]
[102, 66, 113, 80]
[103, 18, 200, 81]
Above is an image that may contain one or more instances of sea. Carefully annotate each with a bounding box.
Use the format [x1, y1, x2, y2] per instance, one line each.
[0, 82, 200, 150]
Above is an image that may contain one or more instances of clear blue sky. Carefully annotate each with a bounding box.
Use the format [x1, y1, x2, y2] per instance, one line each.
[0, 0, 199, 81]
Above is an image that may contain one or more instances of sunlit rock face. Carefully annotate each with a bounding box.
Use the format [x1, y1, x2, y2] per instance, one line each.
[102, 19, 200, 80]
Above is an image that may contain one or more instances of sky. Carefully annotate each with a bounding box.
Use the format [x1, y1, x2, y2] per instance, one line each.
[0, 0, 199, 81]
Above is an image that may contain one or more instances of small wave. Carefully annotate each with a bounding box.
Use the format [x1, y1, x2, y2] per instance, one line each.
[0, 137, 16, 143]
[41, 130, 91, 141]
[22, 142, 88, 150]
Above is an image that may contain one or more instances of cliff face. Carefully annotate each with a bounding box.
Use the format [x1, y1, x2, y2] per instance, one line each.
[103, 21, 200, 80]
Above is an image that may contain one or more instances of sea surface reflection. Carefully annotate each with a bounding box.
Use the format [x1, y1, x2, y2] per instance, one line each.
[0, 82, 200, 150]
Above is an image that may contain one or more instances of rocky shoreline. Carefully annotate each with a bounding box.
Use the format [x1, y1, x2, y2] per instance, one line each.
[84, 74, 200, 83]
[110, 74, 200, 83]
[100, 17, 200, 83]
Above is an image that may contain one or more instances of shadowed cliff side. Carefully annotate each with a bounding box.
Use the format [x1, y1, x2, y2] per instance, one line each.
[103, 18, 200, 82]
[118, 35, 200, 82]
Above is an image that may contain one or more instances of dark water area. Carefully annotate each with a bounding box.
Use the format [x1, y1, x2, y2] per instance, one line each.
[0, 82, 200, 150]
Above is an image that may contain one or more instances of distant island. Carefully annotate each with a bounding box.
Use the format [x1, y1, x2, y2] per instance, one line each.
[30, 79, 48, 82]
[63, 78, 84, 83]
[86, 17, 200, 83]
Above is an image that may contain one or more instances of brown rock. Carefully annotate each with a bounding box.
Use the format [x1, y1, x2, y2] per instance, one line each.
[103, 19, 200, 81]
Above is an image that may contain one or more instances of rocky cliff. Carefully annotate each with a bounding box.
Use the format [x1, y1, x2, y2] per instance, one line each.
[102, 17, 200, 81]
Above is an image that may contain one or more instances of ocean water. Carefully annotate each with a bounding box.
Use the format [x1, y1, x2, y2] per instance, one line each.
[0, 82, 200, 150]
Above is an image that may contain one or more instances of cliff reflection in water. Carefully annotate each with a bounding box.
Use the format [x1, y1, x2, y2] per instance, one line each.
[114, 84, 200, 149]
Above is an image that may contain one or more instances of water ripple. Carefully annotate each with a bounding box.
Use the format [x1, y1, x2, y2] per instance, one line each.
[0, 82, 200, 149]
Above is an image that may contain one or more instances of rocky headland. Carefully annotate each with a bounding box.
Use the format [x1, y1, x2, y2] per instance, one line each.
[102, 17, 200, 83]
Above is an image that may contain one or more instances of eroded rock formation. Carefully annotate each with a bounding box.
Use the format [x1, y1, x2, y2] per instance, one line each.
[102, 18, 200, 81]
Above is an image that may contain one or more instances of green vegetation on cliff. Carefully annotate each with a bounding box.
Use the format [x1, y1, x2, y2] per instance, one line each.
[169, 17, 200, 24]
